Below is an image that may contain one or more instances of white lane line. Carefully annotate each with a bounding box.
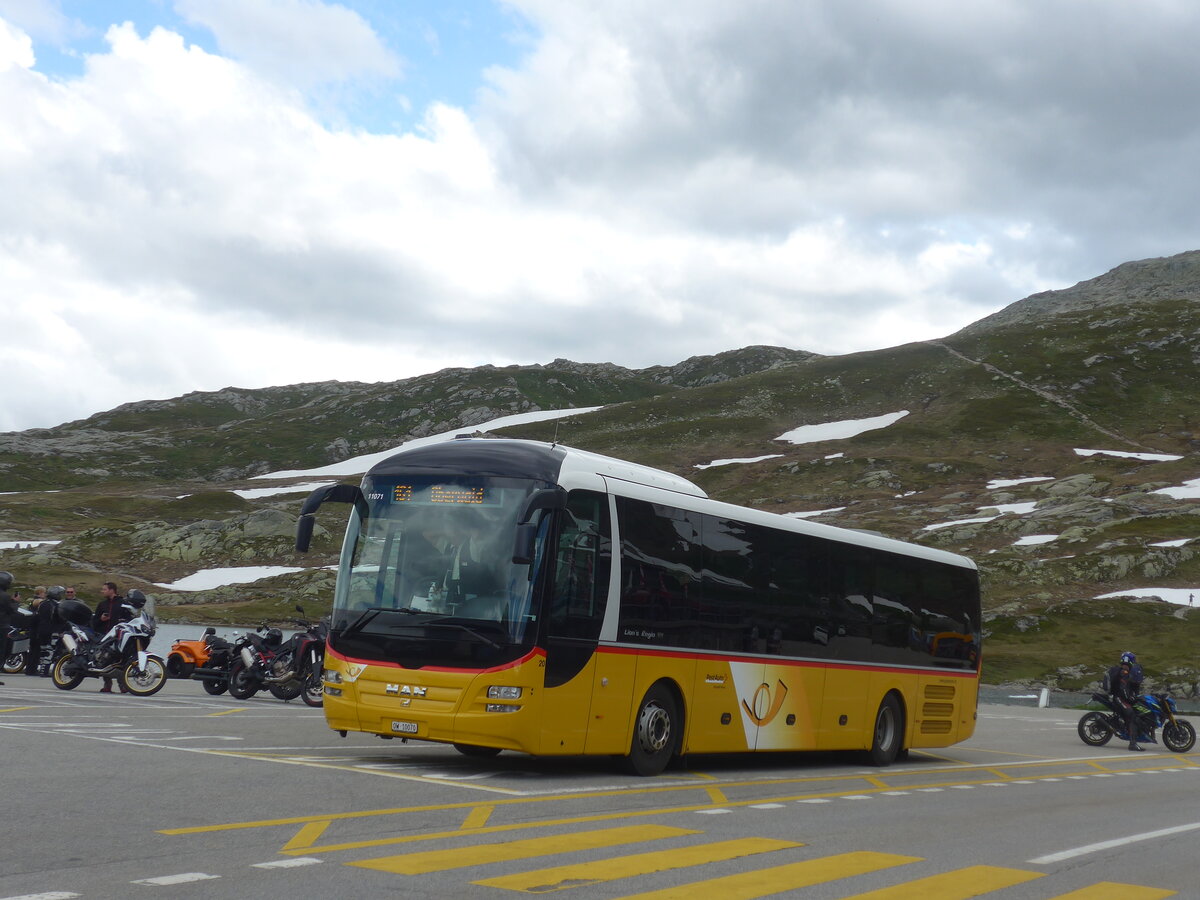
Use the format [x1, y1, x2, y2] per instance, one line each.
[1029, 820, 1200, 864]
[0, 892, 81, 899]
[252, 857, 323, 869]
[131, 873, 220, 886]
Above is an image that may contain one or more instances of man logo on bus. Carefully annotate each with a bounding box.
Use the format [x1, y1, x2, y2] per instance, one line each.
[742, 679, 788, 726]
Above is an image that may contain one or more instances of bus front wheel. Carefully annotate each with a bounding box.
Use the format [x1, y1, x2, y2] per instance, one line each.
[627, 684, 679, 776]
[866, 694, 903, 766]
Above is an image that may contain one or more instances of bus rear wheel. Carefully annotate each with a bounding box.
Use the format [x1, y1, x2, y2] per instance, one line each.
[866, 694, 903, 766]
[627, 683, 679, 776]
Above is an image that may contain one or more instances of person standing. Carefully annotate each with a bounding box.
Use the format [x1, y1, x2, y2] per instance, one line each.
[27, 586, 63, 675]
[0, 571, 19, 687]
[92, 581, 130, 693]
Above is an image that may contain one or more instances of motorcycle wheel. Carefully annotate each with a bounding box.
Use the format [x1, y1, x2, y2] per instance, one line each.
[1163, 719, 1197, 753]
[202, 678, 229, 696]
[227, 660, 260, 700]
[301, 663, 324, 708]
[51, 654, 85, 691]
[1077, 711, 1114, 746]
[269, 679, 303, 701]
[3, 651, 26, 674]
[122, 657, 167, 696]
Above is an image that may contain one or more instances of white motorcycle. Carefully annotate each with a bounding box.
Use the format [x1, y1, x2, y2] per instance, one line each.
[52, 591, 167, 696]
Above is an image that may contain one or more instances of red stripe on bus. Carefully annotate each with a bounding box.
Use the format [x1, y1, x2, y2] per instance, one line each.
[327, 644, 545, 674]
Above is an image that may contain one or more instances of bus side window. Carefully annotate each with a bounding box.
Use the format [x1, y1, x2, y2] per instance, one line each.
[547, 491, 612, 640]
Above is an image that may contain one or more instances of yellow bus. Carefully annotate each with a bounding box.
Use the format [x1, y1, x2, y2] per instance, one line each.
[295, 438, 980, 775]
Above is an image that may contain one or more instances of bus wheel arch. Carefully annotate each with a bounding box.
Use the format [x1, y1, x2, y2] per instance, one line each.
[865, 690, 905, 767]
[626, 680, 684, 776]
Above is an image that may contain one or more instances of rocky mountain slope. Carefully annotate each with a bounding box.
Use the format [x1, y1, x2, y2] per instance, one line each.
[1, 252, 1197, 692]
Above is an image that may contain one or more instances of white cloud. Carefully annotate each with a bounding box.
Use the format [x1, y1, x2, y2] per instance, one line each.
[0, 14, 33, 68]
[174, 0, 400, 88]
[4, 3, 1200, 431]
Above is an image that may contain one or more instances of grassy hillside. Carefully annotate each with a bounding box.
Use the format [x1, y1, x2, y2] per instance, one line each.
[1, 254, 1197, 692]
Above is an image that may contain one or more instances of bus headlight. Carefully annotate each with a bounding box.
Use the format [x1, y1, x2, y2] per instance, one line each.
[486, 704, 519, 713]
[323, 685, 343, 697]
[487, 686, 522, 700]
[324, 668, 343, 684]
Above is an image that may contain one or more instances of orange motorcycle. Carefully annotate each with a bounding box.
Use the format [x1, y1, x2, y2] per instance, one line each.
[166, 627, 237, 695]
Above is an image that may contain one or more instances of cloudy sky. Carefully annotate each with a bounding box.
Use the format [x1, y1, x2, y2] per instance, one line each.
[3, 1, 1199, 433]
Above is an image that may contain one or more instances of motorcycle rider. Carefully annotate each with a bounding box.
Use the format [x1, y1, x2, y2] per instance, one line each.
[27, 585, 64, 675]
[93, 581, 131, 693]
[1107, 650, 1145, 752]
[0, 571, 18, 686]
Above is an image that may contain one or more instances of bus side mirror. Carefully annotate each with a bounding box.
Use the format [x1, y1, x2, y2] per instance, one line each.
[295, 483, 364, 552]
[513, 523, 537, 565]
[511, 487, 567, 564]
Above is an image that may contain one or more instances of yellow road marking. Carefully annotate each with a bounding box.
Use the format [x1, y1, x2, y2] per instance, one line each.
[0, 706, 36, 712]
[612, 851, 919, 899]
[473, 837, 800, 893]
[350, 824, 699, 875]
[283, 820, 331, 851]
[838, 864, 1043, 898]
[461, 805, 494, 830]
[207, 707, 248, 716]
[1046, 882, 1175, 899]
[162, 757, 1200, 842]
[705, 786, 727, 804]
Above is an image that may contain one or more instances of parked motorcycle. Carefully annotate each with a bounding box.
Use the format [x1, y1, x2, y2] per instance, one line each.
[51, 591, 167, 696]
[166, 627, 239, 695]
[1078, 691, 1196, 752]
[298, 615, 329, 708]
[3, 607, 35, 674]
[227, 605, 328, 704]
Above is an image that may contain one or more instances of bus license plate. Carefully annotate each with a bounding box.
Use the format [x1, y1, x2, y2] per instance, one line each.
[391, 720, 418, 734]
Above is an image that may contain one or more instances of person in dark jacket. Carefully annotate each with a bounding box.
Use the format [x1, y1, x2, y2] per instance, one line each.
[26, 586, 63, 675]
[1107, 650, 1145, 751]
[0, 571, 19, 686]
[92, 581, 130, 693]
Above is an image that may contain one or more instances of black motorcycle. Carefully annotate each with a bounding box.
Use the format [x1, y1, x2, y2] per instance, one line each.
[1078, 691, 1196, 752]
[3, 607, 35, 674]
[297, 615, 330, 707]
[225, 607, 313, 701]
[51, 593, 167, 696]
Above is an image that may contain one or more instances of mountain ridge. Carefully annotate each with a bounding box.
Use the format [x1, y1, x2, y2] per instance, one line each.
[0, 251, 1197, 692]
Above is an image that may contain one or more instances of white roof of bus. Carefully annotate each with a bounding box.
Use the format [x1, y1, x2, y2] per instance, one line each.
[552, 442, 975, 572]
[555, 444, 708, 498]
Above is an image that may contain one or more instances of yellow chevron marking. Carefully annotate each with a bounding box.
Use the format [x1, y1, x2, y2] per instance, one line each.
[460, 805, 494, 830]
[282, 820, 331, 851]
[612, 850, 919, 899]
[1046, 883, 1175, 899]
[474, 837, 800, 892]
[838, 863, 1043, 898]
[350, 824, 699, 875]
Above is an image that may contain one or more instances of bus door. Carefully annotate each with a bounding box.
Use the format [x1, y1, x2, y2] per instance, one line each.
[537, 490, 613, 755]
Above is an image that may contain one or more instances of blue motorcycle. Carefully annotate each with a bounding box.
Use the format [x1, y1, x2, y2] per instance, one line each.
[1078, 692, 1196, 752]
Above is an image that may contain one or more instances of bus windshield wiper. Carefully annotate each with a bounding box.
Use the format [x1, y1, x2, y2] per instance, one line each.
[389, 620, 503, 649]
[343, 607, 382, 635]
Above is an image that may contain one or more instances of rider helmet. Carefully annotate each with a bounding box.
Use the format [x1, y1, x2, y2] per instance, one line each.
[1120, 651, 1137, 666]
[0, 570, 12, 591]
[126, 589, 147, 609]
[46, 585, 66, 601]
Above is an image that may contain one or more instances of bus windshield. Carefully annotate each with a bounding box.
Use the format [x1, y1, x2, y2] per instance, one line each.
[329, 473, 549, 668]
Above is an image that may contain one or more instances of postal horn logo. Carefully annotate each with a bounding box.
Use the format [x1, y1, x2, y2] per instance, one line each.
[741, 679, 788, 726]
